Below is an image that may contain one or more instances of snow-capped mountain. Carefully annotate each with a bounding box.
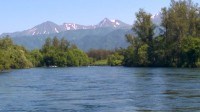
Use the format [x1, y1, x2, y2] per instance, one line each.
[61, 18, 130, 30]
[28, 21, 63, 35]
[151, 12, 162, 25]
[151, 12, 165, 36]
[0, 18, 131, 37]
[1, 21, 63, 36]
[61, 23, 95, 30]
[0, 16, 164, 51]
[96, 18, 130, 28]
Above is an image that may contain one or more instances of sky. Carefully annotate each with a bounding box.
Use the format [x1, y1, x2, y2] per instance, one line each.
[0, 0, 200, 34]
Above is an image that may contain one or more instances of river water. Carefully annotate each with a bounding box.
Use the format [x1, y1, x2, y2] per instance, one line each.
[0, 66, 200, 112]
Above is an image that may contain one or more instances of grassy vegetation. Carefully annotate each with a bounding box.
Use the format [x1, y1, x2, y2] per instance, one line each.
[93, 59, 108, 66]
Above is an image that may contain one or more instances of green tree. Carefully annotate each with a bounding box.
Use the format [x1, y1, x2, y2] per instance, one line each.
[30, 49, 43, 67]
[124, 9, 155, 66]
[70, 49, 89, 66]
[60, 37, 70, 51]
[41, 37, 89, 67]
[0, 49, 11, 70]
[161, 0, 200, 67]
[52, 36, 60, 48]
[42, 37, 52, 53]
[134, 9, 155, 66]
[181, 37, 200, 67]
[0, 36, 33, 69]
[108, 53, 124, 66]
[124, 34, 140, 66]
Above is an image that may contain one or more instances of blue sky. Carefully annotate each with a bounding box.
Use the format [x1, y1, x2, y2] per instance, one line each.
[0, 0, 200, 34]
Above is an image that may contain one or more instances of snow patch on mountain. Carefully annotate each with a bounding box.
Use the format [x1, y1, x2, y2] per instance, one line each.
[110, 19, 116, 22]
[116, 22, 120, 25]
[32, 32, 35, 35]
[55, 28, 59, 33]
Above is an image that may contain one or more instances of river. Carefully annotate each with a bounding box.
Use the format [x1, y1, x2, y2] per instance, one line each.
[0, 66, 200, 112]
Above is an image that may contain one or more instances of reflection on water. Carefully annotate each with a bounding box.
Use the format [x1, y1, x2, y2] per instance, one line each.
[0, 67, 200, 112]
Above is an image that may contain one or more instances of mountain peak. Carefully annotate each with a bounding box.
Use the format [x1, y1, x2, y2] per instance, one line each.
[103, 18, 117, 23]
[28, 21, 63, 35]
[38, 21, 56, 26]
[37, 21, 57, 26]
[103, 18, 110, 21]
[98, 18, 112, 27]
[97, 18, 130, 28]
[44, 21, 54, 23]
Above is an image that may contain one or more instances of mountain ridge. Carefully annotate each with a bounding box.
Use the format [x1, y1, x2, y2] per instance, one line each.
[0, 18, 131, 37]
[0, 14, 162, 51]
[0, 13, 162, 37]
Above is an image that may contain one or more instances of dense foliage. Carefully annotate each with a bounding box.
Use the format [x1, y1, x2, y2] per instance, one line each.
[0, 36, 33, 70]
[123, 0, 200, 67]
[87, 49, 125, 66]
[87, 49, 113, 61]
[87, 49, 113, 65]
[41, 37, 90, 67]
[108, 53, 124, 66]
[0, 36, 90, 70]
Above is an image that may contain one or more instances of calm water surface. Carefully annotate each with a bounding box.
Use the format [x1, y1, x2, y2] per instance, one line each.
[0, 66, 200, 112]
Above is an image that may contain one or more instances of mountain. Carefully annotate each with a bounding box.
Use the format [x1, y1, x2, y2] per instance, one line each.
[151, 12, 165, 36]
[61, 18, 131, 31]
[0, 16, 164, 51]
[11, 28, 130, 51]
[0, 18, 131, 51]
[29, 21, 63, 35]
[1, 18, 131, 38]
[2, 21, 63, 37]
[60, 23, 95, 30]
[96, 18, 130, 28]
[151, 12, 162, 25]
